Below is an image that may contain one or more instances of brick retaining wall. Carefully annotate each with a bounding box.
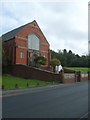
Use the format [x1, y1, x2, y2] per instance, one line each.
[10, 64, 62, 82]
[5, 65, 89, 84]
[63, 78, 76, 83]
[64, 73, 76, 83]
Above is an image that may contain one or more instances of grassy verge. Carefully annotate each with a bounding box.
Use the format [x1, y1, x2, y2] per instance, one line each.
[2, 74, 60, 90]
[65, 67, 88, 74]
[0, 75, 2, 86]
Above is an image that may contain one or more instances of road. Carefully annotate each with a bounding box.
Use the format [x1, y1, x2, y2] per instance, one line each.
[2, 81, 88, 118]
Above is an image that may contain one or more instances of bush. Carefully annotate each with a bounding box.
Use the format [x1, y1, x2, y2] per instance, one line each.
[50, 58, 60, 67]
[15, 84, 18, 89]
[27, 83, 29, 87]
[34, 56, 47, 67]
[2, 85, 4, 90]
[50, 58, 61, 72]
[37, 82, 39, 86]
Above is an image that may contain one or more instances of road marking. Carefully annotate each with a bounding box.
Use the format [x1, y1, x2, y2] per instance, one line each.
[79, 112, 88, 119]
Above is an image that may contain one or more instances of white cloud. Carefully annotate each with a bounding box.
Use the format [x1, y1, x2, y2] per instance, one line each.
[0, 0, 88, 55]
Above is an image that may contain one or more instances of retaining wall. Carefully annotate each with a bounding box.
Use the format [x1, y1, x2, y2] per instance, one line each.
[5, 65, 89, 84]
[63, 73, 76, 83]
[10, 64, 62, 82]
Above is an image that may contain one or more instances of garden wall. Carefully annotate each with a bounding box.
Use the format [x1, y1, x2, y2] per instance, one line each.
[88, 71, 90, 80]
[63, 73, 76, 83]
[10, 64, 62, 82]
[81, 74, 88, 81]
[5, 64, 88, 83]
[63, 68, 88, 83]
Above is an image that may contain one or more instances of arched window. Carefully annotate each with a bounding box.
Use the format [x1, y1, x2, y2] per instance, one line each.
[28, 34, 40, 50]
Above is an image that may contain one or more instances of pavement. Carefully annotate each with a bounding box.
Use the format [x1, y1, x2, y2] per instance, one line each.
[2, 83, 83, 97]
[2, 81, 89, 118]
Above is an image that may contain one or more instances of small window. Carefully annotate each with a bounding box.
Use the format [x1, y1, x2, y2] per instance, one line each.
[20, 52, 24, 59]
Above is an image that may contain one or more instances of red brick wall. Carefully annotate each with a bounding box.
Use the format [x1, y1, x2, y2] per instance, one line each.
[63, 78, 76, 83]
[81, 77, 88, 81]
[16, 23, 50, 66]
[15, 37, 27, 48]
[15, 48, 27, 65]
[4, 21, 50, 66]
[10, 64, 62, 82]
[4, 39, 15, 65]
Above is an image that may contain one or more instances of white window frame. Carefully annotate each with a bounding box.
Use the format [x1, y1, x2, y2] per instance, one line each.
[20, 52, 24, 59]
[28, 34, 40, 51]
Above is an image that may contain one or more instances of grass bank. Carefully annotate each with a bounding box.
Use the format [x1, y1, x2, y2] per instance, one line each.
[0, 75, 2, 86]
[65, 67, 88, 74]
[2, 74, 60, 90]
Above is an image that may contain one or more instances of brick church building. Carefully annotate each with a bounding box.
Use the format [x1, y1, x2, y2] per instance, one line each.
[2, 20, 51, 68]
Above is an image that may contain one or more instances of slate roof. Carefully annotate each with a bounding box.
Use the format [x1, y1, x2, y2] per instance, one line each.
[2, 20, 50, 45]
[2, 21, 34, 42]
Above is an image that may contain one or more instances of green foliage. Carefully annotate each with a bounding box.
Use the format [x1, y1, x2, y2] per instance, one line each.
[34, 56, 47, 66]
[50, 58, 61, 67]
[51, 49, 88, 67]
[65, 67, 88, 74]
[0, 39, 2, 67]
[0, 75, 2, 86]
[2, 74, 60, 90]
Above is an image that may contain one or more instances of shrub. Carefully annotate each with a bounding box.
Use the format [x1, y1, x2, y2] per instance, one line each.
[37, 82, 39, 86]
[34, 56, 47, 67]
[50, 58, 60, 67]
[15, 84, 18, 89]
[27, 83, 29, 87]
[50, 58, 61, 72]
[2, 85, 4, 90]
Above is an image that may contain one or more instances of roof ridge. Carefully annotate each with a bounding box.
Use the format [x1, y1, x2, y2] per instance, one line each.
[2, 20, 35, 36]
[2, 20, 36, 41]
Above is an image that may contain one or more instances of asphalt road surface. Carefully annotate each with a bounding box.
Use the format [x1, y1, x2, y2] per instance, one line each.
[2, 81, 88, 118]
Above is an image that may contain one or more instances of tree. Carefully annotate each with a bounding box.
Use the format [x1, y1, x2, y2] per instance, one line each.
[63, 49, 67, 54]
[51, 49, 88, 67]
[68, 50, 72, 54]
[50, 58, 61, 72]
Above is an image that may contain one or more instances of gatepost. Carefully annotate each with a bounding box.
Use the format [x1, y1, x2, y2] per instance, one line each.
[76, 71, 81, 82]
[88, 71, 90, 80]
[59, 70, 64, 83]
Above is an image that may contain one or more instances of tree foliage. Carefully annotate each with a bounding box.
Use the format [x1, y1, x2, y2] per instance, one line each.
[34, 56, 47, 67]
[51, 49, 89, 67]
[50, 58, 61, 67]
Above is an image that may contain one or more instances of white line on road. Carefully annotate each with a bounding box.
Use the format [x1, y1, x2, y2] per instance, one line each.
[79, 112, 88, 119]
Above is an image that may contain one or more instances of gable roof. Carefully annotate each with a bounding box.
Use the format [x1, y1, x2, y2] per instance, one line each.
[2, 20, 37, 42]
[2, 20, 50, 45]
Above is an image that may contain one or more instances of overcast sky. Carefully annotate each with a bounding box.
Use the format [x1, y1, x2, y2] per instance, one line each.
[0, 0, 89, 56]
